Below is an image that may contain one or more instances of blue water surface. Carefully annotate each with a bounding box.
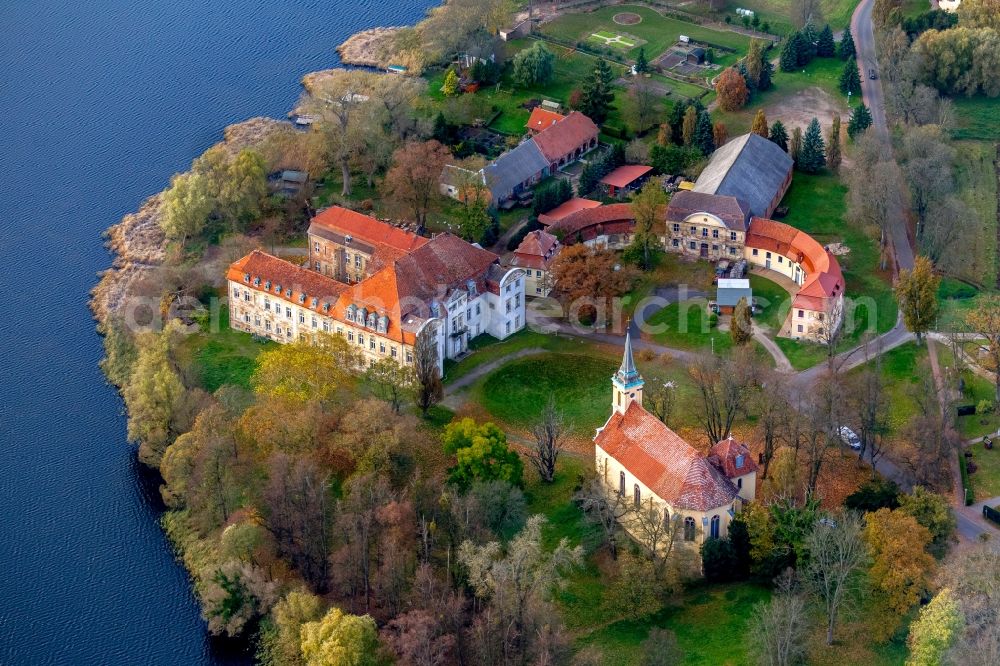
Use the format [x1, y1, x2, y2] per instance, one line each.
[0, 1, 433, 663]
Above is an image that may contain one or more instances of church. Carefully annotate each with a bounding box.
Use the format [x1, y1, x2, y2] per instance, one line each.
[594, 332, 757, 545]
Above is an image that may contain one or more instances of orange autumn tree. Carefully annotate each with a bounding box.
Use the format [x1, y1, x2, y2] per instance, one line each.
[715, 67, 749, 111]
[863, 508, 937, 640]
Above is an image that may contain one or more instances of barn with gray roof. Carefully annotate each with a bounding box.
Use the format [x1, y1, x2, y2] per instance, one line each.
[482, 139, 550, 206]
[692, 133, 793, 219]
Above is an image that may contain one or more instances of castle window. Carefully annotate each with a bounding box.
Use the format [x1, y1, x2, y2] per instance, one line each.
[737, 478, 743, 489]
[735, 454, 745, 469]
[634, 484, 641, 507]
[619, 471, 625, 496]
[752, 248, 758, 256]
[710, 515, 720, 539]
[663, 508, 670, 527]
[684, 517, 696, 541]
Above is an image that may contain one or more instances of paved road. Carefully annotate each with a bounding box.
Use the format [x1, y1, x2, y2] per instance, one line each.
[851, 0, 914, 273]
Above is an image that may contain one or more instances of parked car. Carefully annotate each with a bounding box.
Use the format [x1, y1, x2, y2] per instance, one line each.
[839, 426, 862, 450]
[869, 69, 878, 80]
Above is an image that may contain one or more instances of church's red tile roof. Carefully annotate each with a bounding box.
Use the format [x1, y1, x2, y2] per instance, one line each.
[596, 401, 739, 511]
[709, 436, 758, 478]
[532, 111, 599, 163]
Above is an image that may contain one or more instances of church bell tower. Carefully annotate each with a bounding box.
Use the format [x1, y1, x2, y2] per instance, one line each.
[612, 328, 644, 414]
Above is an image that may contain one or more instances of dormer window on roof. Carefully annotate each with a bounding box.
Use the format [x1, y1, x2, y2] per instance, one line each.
[298, 293, 306, 304]
[243, 273, 250, 283]
[322, 303, 330, 313]
[466, 279, 477, 297]
[310, 297, 318, 308]
[378, 315, 388, 333]
[265, 280, 271, 290]
[366, 312, 377, 328]
[253, 277, 261, 286]
[735, 454, 745, 470]
[346, 304, 357, 322]
[345, 234, 353, 244]
[275, 284, 282, 293]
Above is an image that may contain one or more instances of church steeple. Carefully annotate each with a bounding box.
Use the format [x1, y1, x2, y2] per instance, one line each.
[612, 328, 644, 414]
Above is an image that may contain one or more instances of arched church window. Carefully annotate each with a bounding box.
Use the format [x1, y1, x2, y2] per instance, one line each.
[684, 517, 696, 541]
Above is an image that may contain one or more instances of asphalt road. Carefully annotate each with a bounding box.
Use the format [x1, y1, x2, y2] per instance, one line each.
[851, 0, 915, 273]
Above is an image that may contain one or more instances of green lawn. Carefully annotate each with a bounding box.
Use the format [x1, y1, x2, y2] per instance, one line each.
[749, 273, 791, 332]
[175, 306, 275, 392]
[540, 5, 752, 60]
[575, 582, 771, 665]
[443, 329, 599, 384]
[647, 299, 734, 353]
[953, 95, 1000, 141]
[966, 443, 1000, 502]
[478, 353, 618, 435]
[953, 141, 998, 288]
[682, 0, 859, 36]
[935, 345, 1000, 441]
[846, 342, 926, 433]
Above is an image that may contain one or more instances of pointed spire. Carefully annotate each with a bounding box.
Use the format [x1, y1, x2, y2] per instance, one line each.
[615, 328, 641, 386]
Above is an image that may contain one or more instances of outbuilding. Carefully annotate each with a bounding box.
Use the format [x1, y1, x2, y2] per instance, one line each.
[716, 278, 753, 315]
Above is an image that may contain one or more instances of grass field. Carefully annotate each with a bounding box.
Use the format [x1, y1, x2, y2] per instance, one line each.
[768, 172, 897, 369]
[647, 299, 734, 353]
[175, 306, 275, 392]
[749, 273, 791, 332]
[953, 141, 998, 288]
[478, 353, 618, 435]
[682, 0, 860, 36]
[442, 329, 601, 384]
[589, 31, 638, 50]
[540, 5, 752, 61]
[953, 95, 1000, 141]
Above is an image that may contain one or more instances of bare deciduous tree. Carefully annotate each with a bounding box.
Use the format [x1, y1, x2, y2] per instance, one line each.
[747, 581, 808, 666]
[413, 326, 443, 417]
[804, 512, 868, 645]
[529, 397, 564, 483]
[851, 339, 893, 475]
[688, 353, 747, 444]
[575, 466, 631, 560]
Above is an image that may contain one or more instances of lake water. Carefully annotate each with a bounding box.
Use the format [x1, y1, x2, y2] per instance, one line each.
[0, 1, 433, 662]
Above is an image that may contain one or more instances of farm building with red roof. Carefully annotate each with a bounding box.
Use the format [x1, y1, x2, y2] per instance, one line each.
[506, 229, 560, 296]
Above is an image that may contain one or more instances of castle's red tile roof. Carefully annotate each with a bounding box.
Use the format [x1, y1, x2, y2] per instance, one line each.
[596, 401, 739, 511]
[548, 203, 634, 243]
[228, 234, 502, 346]
[709, 436, 758, 478]
[309, 206, 428, 254]
[600, 164, 653, 189]
[746, 217, 844, 312]
[526, 107, 565, 132]
[227, 250, 349, 312]
[538, 197, 601, 225]
[532, 111, 599, 163]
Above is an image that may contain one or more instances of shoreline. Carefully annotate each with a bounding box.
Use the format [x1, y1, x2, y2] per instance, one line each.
[335, 26, 407, 70]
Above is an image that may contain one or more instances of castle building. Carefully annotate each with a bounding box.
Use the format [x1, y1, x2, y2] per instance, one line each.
[228, 209, 526, 373]
[506, 229, 560, 297]
[594, 332, 757, 546]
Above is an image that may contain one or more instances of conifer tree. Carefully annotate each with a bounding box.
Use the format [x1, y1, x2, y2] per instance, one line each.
[798, 118, 826, 173]
[800, 22, 818, 63]
[848, 104, 873, 139]
[682, 105, 698, 146]
[827, 116, 842, 170]
[713, 121, 729, 148]
[745, 39, 766, 89]
[790, 126, 803, 165]
[580, 59, 615, 123]
[817, 24, 836, 57]
[839, 26, 857, 60]
[731, 297, 754, 346]
[635, 46, 649, 73]
[694, 110, 715, 156]
[751, 109, 769, 138]
[758, 57, 773, 91]
[442, 69, 459, 96]
[769, 120, 789, 151]
[780, 32, 801, 72]
[839, 57, 861, 95]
